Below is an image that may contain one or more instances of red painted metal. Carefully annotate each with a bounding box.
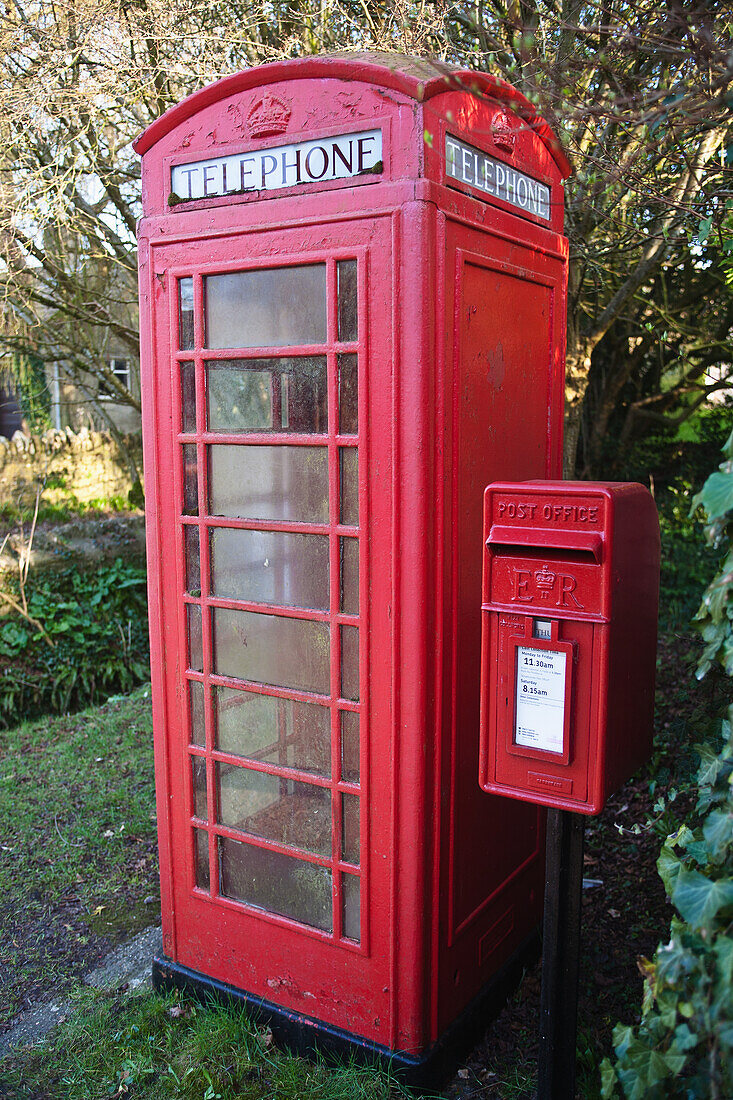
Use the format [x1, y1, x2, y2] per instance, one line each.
[137, 53, 570, 1060]
[479, 481, 660, 815]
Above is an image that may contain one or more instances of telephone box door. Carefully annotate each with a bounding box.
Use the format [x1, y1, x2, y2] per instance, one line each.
[141, 214, 394, 1044]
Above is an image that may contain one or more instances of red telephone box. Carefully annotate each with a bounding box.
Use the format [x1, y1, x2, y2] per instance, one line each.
[135, 53, 570, 1075]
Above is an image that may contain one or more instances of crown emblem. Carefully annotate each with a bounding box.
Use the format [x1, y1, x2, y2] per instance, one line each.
[246, 93, 292, 138]
[492, 111, 516, 154]
[534, 569, 556, 597]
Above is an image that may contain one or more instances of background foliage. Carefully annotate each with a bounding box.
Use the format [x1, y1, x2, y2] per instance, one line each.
[0, 556, 149, 726]
[693, 429, 733, 679]
[601, 434, 733, 1099]
[0, 1, 730, 473]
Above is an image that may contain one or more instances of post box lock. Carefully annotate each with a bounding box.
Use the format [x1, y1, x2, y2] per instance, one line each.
[479, 481, 660, 815]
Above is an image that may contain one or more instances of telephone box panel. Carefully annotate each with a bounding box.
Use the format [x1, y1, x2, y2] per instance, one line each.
[136, 54, 571, 1069]
[479, 482, 660, 815]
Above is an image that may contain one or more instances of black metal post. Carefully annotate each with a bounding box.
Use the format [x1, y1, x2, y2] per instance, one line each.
[538, 808, 585, 1100]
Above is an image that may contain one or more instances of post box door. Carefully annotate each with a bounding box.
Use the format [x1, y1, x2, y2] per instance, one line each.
[141, 216, 394, 1041]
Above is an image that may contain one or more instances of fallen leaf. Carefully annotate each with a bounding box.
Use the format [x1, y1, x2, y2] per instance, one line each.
[91, 905, 106, 917]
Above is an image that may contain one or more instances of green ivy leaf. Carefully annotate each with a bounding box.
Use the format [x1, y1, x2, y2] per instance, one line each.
[692, 468, 733, 522]
[685, 837, 710, 865]
[0, 621, 30, 653]
[658, 844, 684, 894]
[674, 1022, 698, 1051]
[696, 744, 723, 788]
[714, 935, 733, 986]
[672, 869, 733, 928]
[600, 1057, 619, 1097]
[697, 215, 713, 245]
[612, 1023, 635, 1060]
[617, 1041, 653, 1098]
[651, 1047, 684, 1080]
[668, 823, 696, 847]
[703, 810, 733, 860]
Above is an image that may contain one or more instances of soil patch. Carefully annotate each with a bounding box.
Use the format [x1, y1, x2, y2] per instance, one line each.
[0, 687, 159, 1032]
[445, 628, 731, 1098]
[0, 512, 146, 576]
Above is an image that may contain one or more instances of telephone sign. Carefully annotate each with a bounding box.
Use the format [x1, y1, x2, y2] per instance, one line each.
[171, 129, 383, 201]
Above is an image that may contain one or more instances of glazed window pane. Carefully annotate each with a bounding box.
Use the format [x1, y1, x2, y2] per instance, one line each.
[217, 764, 331, 856]
[337, 261, 358, 343]
[187, 604, 203, 672]
[342, 873, 360, 941]
[341, 792, 360, 864]
[219, 835, 332, 931]
[340, 448, 358, 526]
[182, 445, 198, 516]
[216, 687, 331, 777]
[206, 358, 326, 434]
[185, 526, 201, 596]
[211, 528, 329, 610]
[205, 265, 326, 349]
[213, 607, 330, 695]
[338, 354, 358, 435]
[194, 828, 210, 890]
[178, 278, 194, 350]
[340, 538, 359, 615]
[189, 679, 205, 747]
[191, 755, 208, 821]
[208, 445, 329, 523]
[181, 360, 196, 432]
[340, 710, 360, 783]
[340, 625, 359, 702]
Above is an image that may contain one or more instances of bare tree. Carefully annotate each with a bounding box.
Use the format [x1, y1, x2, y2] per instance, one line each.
[1, 1, 731, 473]
[441, 0, 733, 470]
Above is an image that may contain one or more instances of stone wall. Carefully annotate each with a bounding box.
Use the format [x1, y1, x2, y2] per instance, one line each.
[0, 428, 143, 509]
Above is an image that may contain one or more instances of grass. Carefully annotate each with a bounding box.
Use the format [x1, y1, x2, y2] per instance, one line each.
[0, 986, 415, 1100]
[0, 685, 158, 1028]
[0, 494, 140, 527]
[0, 469, 728, 1098]
[0, 687, 417, 1100]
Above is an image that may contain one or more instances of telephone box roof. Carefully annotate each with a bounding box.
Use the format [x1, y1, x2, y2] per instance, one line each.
[133, 51, 571, 177]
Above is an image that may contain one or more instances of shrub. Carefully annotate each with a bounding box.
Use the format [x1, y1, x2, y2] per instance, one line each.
[601, 431, 733, 1098]
[0, 558, 150, 726]
[693, 428, 733, 678]
[600, 724, 733, 1098]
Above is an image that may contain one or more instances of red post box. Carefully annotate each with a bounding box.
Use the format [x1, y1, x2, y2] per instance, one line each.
[479, 481, 660, 814]
[135, 54, 571, 1076]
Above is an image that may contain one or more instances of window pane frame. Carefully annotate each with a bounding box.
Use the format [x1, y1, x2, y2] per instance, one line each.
[173, 255, 367, 947]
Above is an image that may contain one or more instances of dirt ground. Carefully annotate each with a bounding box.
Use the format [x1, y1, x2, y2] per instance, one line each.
[0, 512, 146, 576]
[445, 627, 731, 1098]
